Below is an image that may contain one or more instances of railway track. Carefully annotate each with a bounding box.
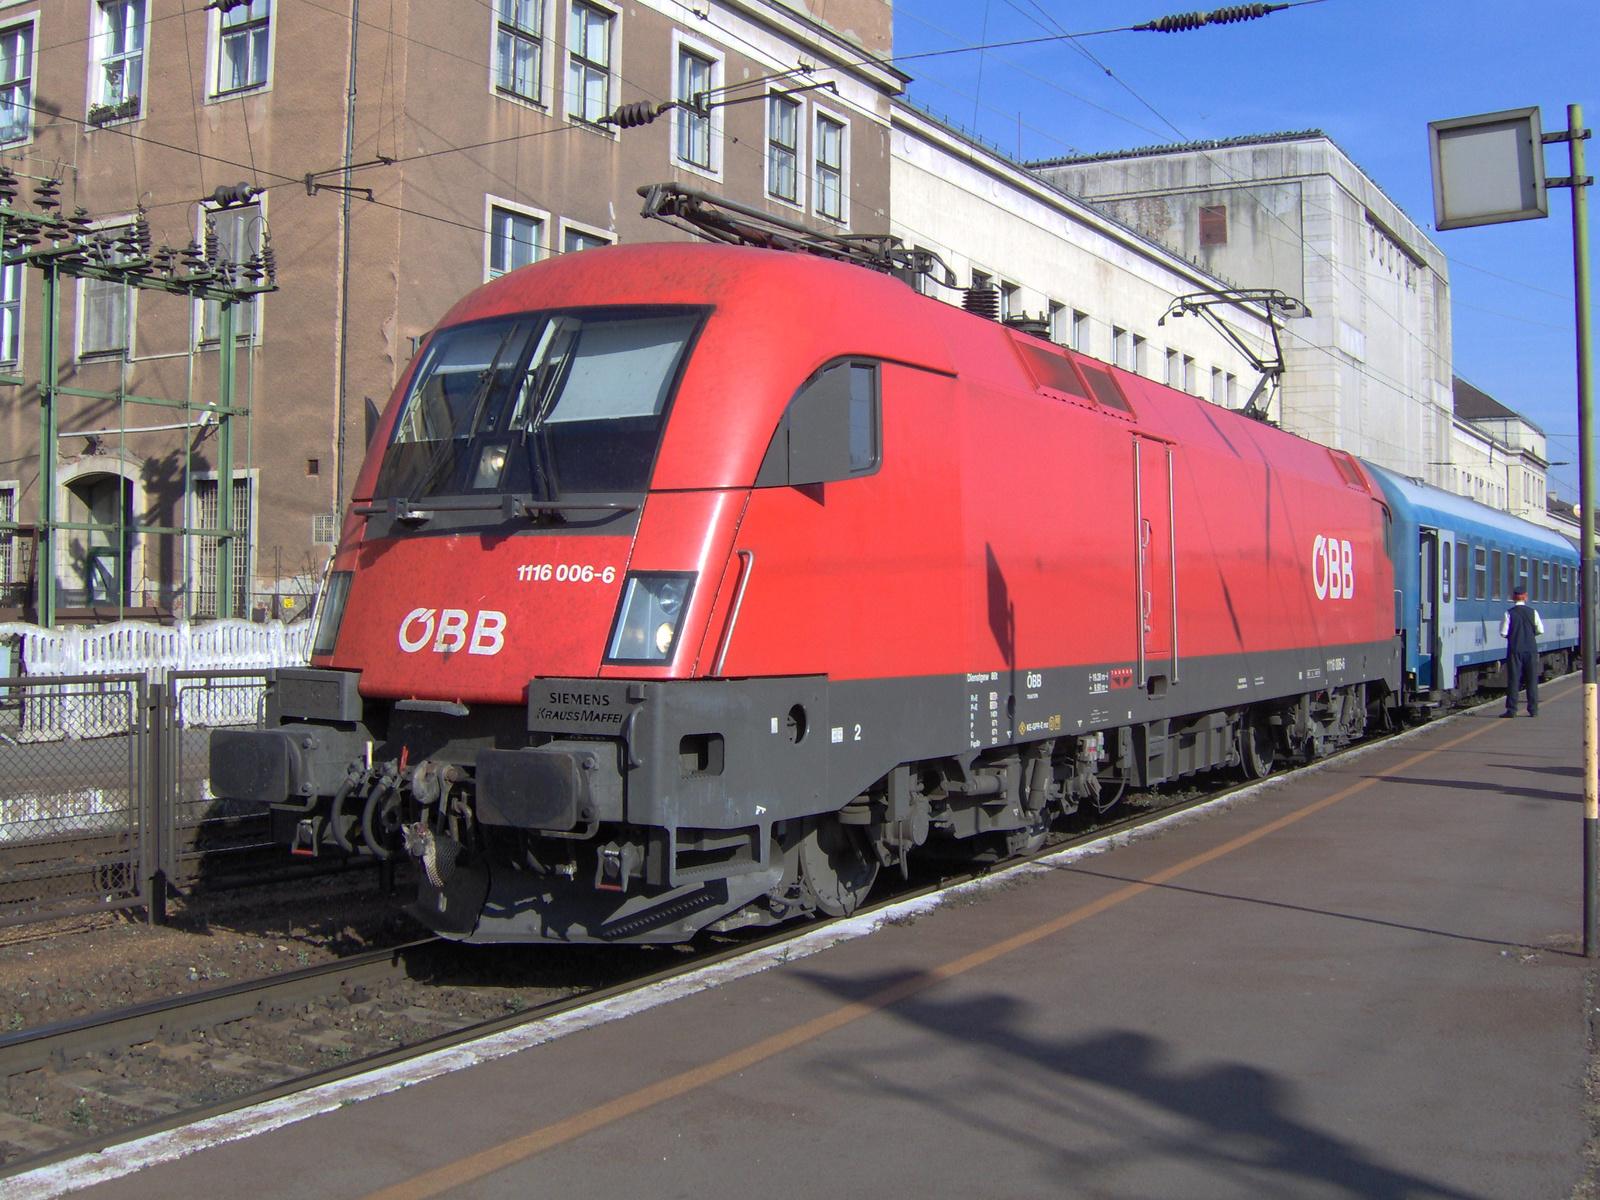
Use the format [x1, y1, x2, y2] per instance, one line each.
[0, 706, 1488, 1178]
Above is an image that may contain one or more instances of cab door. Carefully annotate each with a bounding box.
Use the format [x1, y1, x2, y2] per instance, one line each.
[1135, 436, 1176, 687]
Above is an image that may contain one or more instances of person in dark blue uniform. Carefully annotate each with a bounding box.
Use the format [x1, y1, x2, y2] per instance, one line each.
[1500, 585, 1544, 717]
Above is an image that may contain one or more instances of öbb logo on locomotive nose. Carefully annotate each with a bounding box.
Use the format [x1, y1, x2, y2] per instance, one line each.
[397, 608, 507, 655]
[1312, 535, 1354, 601]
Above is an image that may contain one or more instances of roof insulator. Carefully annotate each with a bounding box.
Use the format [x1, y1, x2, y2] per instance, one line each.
[962, 286, 1000, 321]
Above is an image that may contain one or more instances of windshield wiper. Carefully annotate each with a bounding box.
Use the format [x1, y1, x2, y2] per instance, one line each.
[353, 495, 639, 523]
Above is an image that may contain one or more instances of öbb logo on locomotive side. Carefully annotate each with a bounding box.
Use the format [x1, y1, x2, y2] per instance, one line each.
[397, 608, 507, 655]
[1312, 536, 1355, 601]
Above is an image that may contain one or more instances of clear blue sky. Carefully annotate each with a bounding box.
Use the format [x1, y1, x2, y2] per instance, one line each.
[891, 0, 1598, 499]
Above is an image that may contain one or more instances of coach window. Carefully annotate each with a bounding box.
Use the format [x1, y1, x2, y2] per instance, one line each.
[1490, 550, 1502, 601]
[1474, 546, 1487, 601]
[1518, 556, 1529, 596]
[1455, 542, 1469, 601]
[757, 361, 880, 487]
[1542, 560, 1551, 602]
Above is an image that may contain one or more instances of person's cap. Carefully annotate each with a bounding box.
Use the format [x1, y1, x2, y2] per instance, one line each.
[1513, 586, 1528, 598]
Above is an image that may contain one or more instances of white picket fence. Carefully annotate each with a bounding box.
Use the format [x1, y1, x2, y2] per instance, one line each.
[0, 619, 313, 740]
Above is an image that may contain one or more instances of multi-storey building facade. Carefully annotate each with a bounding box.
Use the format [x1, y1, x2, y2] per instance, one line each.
[890, 103, 1271, 413]
[0, 0, 898, 622]
[1032, 133, 1457, 487]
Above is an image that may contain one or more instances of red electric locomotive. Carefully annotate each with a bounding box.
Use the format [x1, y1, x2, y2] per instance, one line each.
[213, 234, 1398, 944]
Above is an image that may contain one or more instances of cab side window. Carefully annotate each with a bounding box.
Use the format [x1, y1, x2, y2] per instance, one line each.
[758, 360, 881, 487]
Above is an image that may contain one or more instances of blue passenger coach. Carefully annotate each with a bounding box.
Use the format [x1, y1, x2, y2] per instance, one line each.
[1365, 463, 1579, 699]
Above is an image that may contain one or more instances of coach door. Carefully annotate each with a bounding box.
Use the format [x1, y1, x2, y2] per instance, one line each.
[1134, 436, 1177, 688]
[1417, 529, 1441, 690]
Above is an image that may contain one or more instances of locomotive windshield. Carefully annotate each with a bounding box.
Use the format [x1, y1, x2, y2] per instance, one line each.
[373, 307, 705, 502]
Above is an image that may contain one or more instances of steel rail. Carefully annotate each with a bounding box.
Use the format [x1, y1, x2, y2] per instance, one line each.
[0, 692, 1516, 1179]
[0, 938, 438, 1078]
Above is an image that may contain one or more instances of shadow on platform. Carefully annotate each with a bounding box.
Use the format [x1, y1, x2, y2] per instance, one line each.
[797, 974, 1487, 1199]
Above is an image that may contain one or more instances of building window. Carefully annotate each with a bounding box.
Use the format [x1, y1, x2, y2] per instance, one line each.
[0, 483, 15, 593]
[215, 0, 270, 96]
[0, 22, 33, 146]
[1131, 334, 1146, 375]
[768, 93, 800, 203]
[1165, 348, 1180, 388]
[489, 204, 543, 277]
[1199, 203, 1227, 246]
[91, 1, 144, 123]
[567, 2, 611, 124]
[814, 113, 845, 223]
[675, 46, 714, 169]
[1226, 372, 1238, 407]
[1070, 310, 1089, 354]
[1182, 355, 1196, 393]
[562, 225, 609, 253]
[0, 261, 19, 365]
[1211, 367, 1224, 405]
[494, 0, 544, 104]
[1000, 282, 1020, 320]
[192, 476, 252, 619]
[200, 205, 262, 342]
[1112, 326, 1128, 370]
[81, 224, 134, 356]
[1047, 302, 1066, 344]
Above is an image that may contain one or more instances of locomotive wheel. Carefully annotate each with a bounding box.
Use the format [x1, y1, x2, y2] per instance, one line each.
[797, 818, 879, 917]
[1240, 717, 1275, 780]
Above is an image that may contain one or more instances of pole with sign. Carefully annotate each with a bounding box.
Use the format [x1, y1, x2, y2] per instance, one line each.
[1429, 105, 1595, 955]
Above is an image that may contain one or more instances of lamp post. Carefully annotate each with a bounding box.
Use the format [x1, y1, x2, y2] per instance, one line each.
[1429, 104, 1595, 955]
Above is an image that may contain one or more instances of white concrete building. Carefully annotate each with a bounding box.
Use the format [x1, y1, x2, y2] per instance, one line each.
[1451, 377, 1556, 529]
[890, 104, 1272, 405]
[1031, 133, 1454, 485]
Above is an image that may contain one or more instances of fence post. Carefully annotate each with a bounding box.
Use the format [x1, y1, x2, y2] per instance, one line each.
[145, 680, 168, 926]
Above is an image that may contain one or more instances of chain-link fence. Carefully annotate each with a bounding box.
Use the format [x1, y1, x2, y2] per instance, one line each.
[162, 669, 278, 890]
[0, 673, 149, 925]
[0, 667, 367, 927]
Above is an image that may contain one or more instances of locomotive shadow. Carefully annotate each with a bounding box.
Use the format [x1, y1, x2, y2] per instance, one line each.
[1485, 762, 1581, 780]
[796, 975, 1487, 1199]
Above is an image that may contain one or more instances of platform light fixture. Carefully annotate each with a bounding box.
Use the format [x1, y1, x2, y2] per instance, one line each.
[1428, 104, 1595, 955]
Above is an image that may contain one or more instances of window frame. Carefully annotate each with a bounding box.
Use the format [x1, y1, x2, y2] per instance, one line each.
[765, 90, 803, 208]
[812, 107, 848, 226]
[0, 15, 36, 149]
[76, 216, 138, 361]
[207, 0, 273, 101]
[484, 195, 549, 282]
[558, 216, 611, 255]
[490, 0, 550, 109]
[196, 201, 265, 346]
[87, 0, 147, 125]
[565, 0, 617, 128]
[1473, 545, 1487, 601]
[0, 257, 22, 367]
[1070, 310, 1089, 354]
[671, 33, 721, 179]
[185, 468, 258, 621]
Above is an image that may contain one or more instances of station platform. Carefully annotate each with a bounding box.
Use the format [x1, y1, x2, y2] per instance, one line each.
[38, 685, 1592, 1200]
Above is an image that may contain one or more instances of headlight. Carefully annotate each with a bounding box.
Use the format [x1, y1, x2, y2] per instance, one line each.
[605, 572, 696, 664]
[311, 570, 353, 658]
[472, 443, 509, 490]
